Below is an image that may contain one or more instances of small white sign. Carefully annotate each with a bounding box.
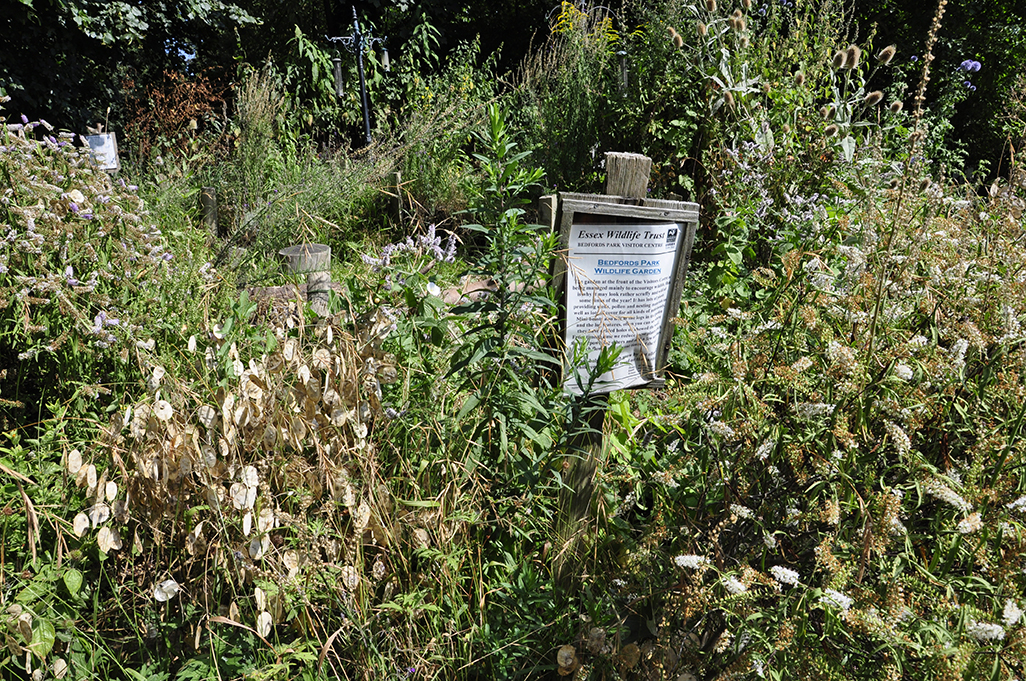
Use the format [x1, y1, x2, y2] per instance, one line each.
[84, 132, 120, 172]
[565, 222, 683, 394]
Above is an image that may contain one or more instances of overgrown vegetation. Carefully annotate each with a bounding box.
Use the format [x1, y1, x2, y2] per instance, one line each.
[3, 0, 1026, 680]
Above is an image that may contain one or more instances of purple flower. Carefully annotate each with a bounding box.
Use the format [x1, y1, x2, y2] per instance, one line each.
[93, 311, 120, 329]
[69, 202, 80, 213]
[20, 114, 28, 125]
[911, 55, 918, 62]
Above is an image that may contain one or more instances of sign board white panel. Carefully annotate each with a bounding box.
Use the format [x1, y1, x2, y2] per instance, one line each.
[84, 133, 120, 172]
[564, 221, 683, 394]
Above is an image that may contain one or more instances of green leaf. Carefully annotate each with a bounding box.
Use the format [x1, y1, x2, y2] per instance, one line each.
[63, 568, 83, 596]
[29, 617, 55, 659]
[16, 579, 48, 605]
[456, 393, 481, 421]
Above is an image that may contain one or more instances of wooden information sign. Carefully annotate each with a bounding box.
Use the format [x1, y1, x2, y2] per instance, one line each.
[552, 193, 698, 394]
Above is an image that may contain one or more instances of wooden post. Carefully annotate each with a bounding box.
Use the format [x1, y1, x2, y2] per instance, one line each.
[605, 152, 652, 199]
[200, 187, 218, 240]
[279, 244, 332, 316]
[555, 154, 654, 587]
[390, 171, 403, 222]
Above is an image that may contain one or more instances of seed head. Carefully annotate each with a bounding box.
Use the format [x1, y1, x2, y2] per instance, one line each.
[763, 82, 771, 95]
[732, 9, 743, 19]
[740, 35, 750, 48]
[888, 178, 900, 189]
[832, 50, 846, 69]
[864, 90, 884, 106]
[705, 0, 717, 11]
[674, 33, 684, 48]
[742, 0, 752, 8]
[794, 72, 805, 86]
[668, 26, 679, 38]
[698, 21, 708, 36]
[724, 91, 735, 108]
[825, 124, 839, 137]
[877, 44, 897, 65]
[782, 123, 791, 134]
[844, 45, 862, 69]
[889, 100, 903, 113]
[918, 177, 931, 192]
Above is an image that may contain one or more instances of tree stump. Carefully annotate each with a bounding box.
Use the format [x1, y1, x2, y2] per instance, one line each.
[279, 244, 332, 316]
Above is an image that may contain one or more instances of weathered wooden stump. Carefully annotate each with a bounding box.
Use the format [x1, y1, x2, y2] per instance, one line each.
[279, 244, 332, 316]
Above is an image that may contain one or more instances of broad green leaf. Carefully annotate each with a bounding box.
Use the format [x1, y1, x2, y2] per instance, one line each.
[62, 568, 83, 596]
[29, 617, 55, 659]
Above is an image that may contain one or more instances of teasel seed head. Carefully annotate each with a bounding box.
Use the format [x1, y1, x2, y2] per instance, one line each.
[674, 33, 685, 48]
[844, 45, 862, 69]
[698, 21, 708, 36]
[889, 100, 903, 113]
[877, 44, 897, 65]
[724, 91, 735, 108]
[825, 124, 839, 137]
[782, 123, 792, 134]
[832, 50, 846, 69]
[705, 0, 717, 12]
[795, 72, 805, 86]
[864, 90, 884, 106]
[743, 0, 752, 8]
[740, 35, 750, 47]
[763, 82, 772, 95]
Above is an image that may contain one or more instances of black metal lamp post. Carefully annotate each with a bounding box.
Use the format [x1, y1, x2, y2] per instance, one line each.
[328, 6, 389, 147]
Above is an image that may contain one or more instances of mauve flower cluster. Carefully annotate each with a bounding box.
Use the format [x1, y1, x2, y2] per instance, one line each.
[1, 107, 173, 359]
[361, 223, 456, 290]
